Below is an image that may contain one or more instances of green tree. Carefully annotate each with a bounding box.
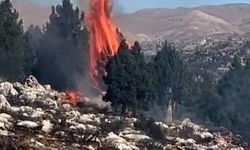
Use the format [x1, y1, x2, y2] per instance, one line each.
[192, 73, 221, 124]
[217, 56, 250, 140]
[33, 0, 88, 90]
[131, 41, 156, 111]
[152, 41, 192, 106]
[104, 41, 155, 115]
[23, 25, 42, 75]
[0, 0, 25, 80]
[104, 40, 136, 114]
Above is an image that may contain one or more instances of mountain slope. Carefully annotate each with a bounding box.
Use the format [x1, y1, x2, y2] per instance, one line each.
[114, 3, 250, 41]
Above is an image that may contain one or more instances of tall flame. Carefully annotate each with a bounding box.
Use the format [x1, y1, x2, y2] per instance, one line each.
[86, 0, 120, 89]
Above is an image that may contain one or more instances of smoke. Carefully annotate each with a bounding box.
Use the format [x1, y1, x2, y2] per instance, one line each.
[77, 0, 89, 11]
[78, 0, 124, 15]
[3, 0, 125, 96]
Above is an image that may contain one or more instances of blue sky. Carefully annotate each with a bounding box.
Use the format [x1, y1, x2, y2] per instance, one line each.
[117, 0, 250, 12]
[25, 0, 250, 12]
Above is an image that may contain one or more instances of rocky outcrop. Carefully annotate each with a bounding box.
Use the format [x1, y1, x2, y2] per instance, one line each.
[0, 76, 247, 150]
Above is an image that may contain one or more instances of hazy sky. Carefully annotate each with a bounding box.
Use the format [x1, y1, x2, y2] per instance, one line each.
[118, 0, 250, 12]
[14, 0, 250, 12]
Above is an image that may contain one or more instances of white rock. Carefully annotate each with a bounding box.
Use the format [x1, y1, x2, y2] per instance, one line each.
[43, 85, 51, 90]
[62, 103, 72, 112]
[20, 106, 34, 114]
[10, 88, 18, 97]
[65, 111, 80, 120]
[34, 140, 45, 147]
[0, 122, 5, 129]
[189, 144, 207, 150]
[23, 113, 29, 117]
[0, 113, 13, 121]
[77, 124, 98, 132]
[155, 122, 169, 130]
[176, 137, 187, 145]
[186, 138, 196, 144]
[208, 145, 219, 150]
[119, 128, 141, 136]
[0, 94, 11, 110]
[199, 132, 214, 140]
[13, 82, 25, 92]
[44, 98, 58, 109]
[42, 120, 53, 133]
[10, 106, 21, 113]
[48, 91, 60, 99]
[230, 148, 245, 150]
[0, 129, 11, 136]
[31, 108, 45, 118]
[17, 121, 39, 129]
[0, 113, 13, 130]
[181, 118, 201, 132]
[79, 114, 101, 125]
[20, 92, 37, 103]
[0, 82, 18, 97]
[118, 144, 139, 150]
[123, 134, 151, 142]
[104, 132, 139, 150]
[25, 75, 45, 91]
[87, 145, 95, 150]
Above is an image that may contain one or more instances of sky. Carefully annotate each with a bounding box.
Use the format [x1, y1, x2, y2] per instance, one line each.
[118, 0, 250, 12]
[13, 0, 250, 12]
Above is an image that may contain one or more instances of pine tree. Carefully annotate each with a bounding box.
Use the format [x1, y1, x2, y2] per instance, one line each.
[33, 0, 89, 90]
[104, 40, 135, 114]
[104, 41, 154, 115]
[192, 73, 221, 123]
[0, 0, 25, 80]
[23, 25, 42, 75]
[217, 56, 250, 140]
[152, 41, 192, 106]
[131, 41, 156, 111]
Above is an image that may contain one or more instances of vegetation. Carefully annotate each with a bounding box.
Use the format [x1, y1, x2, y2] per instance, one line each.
[32, 0, 89, 91]
[104, 41, 194, 118]
[216, 56, 250, 140]
[104, 40, 155, 115]
[0, 0, 25, 81]
[1, 0, 250, 143]
[134, 117, 166, 142]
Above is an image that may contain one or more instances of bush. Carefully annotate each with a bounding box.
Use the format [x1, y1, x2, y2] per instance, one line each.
[134, 117, 165, 142]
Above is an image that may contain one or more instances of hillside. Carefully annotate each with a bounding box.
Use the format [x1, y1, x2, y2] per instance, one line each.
[0, 76, 247, 149]
[13, 2, 250, 41]
[115, 3, 250, 41]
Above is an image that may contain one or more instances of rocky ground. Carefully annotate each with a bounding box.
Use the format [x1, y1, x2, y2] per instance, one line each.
[0, 76, 248, 150]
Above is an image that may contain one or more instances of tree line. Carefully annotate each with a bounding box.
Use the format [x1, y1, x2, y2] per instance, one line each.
[0, 0, 88, 91]
[1, 0, 250, 142]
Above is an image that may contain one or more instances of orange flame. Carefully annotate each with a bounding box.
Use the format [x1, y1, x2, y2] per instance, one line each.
[65, 91, 81, 104]
[86, 0, 120, 89]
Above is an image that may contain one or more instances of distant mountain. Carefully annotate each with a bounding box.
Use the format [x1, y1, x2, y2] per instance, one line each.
[114, 4, 250, 41]
[14, 2, 250, 41]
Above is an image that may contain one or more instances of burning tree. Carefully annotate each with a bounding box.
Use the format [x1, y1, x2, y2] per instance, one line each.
[86, 0, 120, 90]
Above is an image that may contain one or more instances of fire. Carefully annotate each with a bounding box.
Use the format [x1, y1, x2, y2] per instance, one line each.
[65, 91, 81, 103]
[86, 0, 120, 89]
